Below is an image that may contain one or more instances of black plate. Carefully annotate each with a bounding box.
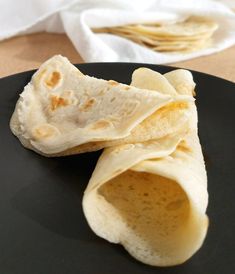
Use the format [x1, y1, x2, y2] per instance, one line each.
[0, 63, 235, 274]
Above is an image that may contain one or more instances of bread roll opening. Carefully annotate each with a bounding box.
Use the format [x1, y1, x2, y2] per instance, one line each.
[99, 171, 190, 255]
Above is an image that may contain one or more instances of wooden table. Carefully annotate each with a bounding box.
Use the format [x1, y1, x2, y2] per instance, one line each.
[0, 32, 235, 82]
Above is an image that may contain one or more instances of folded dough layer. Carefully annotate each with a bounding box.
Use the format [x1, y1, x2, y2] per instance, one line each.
[10, 55, 192, 156]
[83, 68, 208, 266]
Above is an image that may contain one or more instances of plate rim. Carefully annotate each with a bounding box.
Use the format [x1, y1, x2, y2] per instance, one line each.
[1, 62, 234, 85]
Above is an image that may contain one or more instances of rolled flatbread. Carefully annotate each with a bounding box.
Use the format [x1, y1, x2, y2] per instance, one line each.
[10, 55, 192, 156]
[83, 68, 208, 266]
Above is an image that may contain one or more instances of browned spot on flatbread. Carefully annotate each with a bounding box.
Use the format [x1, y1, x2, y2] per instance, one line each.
[50, 95, 69, 111]
[124, 86, 130, 90]
[45, 71, 61, 88]
[177, 140, 191, 153]
[90, 119, 111, 130]
[79, 98, 96, 111]
[108, 80, 118, 86]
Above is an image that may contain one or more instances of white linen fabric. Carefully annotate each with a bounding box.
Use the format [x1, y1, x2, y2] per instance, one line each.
[0, 0, 235, 63]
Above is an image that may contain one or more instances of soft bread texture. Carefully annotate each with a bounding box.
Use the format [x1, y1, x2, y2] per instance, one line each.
[10, 55, 193, 156]
[83, 69, 208, 266]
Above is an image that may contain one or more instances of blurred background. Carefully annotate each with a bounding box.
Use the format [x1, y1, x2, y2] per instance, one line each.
[0, 0, 234, 81]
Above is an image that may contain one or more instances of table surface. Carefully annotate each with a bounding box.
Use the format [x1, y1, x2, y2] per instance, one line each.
[0, 32, 235, 82]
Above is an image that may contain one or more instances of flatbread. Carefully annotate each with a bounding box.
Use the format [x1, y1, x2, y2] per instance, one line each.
[10, 56, 192, 156]
[126, 16, 217, 37]
[83, 69, 208, 266]
[164, 69, 196, 96]
[93, 16, 218, 53]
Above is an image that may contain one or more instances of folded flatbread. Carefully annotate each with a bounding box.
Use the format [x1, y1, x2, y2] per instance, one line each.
[83, 68, 208, 266]
[10, 55, 193, 156]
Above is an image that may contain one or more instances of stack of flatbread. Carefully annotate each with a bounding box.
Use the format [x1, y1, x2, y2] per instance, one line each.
[10, 55, 208, 267]
[93, 16, 218, 53]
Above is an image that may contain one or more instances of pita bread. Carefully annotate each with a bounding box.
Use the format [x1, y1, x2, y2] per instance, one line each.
[83, 69, 208, 266]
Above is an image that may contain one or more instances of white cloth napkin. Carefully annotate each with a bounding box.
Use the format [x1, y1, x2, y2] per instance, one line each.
[1, 0, 235, 63]
[215, 0, 235, 9]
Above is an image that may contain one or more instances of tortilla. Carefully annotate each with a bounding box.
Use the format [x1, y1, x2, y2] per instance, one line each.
[126, 16, 217, 37]
[93, 16, 218, 53]
[83, 69, 208, 266]
[164, 69, 196, 96]
[10, 56, 192, 156]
